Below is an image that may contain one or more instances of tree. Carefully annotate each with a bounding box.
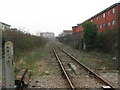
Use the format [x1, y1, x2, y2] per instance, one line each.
[83, 21, 98, 50]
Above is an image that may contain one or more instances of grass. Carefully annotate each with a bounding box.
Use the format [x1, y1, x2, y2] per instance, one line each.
[80, 51, 118, 72]
[64, 43, 118, 72]
[14, 46, 46, 76]
[85, 51, 118, 71]
[77, 53, 104, 70]
[14, 68, 20, 77]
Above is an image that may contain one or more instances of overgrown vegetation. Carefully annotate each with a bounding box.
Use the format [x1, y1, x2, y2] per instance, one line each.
[83, 21, 98, 50]
[14, 48, 46, 73]
[83, 21, 118, 55]
[96, 28, 118, 54]
[3, 29, 48, 60]
[3, 29, 48, 75]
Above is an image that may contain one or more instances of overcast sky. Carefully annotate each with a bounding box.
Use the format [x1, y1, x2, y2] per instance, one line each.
[0, 0, 119, 36]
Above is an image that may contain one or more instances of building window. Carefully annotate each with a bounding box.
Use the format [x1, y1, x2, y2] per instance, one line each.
[91, 19, 93, 22]
[108, 11, 110, 16]
[100, 24, 102, 28]
[108, 22, 111, 26]
[112, 8, 115, 14]
[103, 13, 105, 18]
[2, 26, 4, 29]
[112, 20, 115, 25]
[96, 17, 98, 21]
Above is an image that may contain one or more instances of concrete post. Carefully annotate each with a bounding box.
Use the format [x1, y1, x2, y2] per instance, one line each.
[0, 24, 2, 89]
[5, 41, 14, 88]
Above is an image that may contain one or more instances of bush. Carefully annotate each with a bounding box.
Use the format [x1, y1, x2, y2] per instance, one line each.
[83, 21, 98, 50]
[96, 28, 118, 54]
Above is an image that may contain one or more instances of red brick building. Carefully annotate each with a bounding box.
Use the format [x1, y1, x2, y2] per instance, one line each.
[72, 2, 120, 34]
[62, 30, 72, 36]
[72, 25, 84, 34]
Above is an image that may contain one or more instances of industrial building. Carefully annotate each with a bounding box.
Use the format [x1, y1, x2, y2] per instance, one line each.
[72, 2, 120, 34]
[40, 32, 54, 38]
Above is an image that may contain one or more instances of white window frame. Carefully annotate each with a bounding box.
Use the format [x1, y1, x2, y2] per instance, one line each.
[2, 25, 4, 29]
[103, 13, 105, 18]
[108, 11, 110, 16]
[100, 24, 102, 28]
[112, 8, 115, 14]
[112, 20, 115, 25]
[96, 17, 98, 21]
[108, 22, 111, 26]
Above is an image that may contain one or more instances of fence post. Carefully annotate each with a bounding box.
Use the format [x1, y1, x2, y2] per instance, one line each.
[5, 41, 15, 88]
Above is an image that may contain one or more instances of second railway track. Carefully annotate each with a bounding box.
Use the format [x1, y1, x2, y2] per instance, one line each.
[52, 44, 116, 89]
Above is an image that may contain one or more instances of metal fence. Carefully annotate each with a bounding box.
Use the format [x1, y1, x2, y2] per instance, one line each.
[57, 32, 85, 49]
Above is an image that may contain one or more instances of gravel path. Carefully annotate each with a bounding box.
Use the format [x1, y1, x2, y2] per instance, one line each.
[100, 73, 118, 88]
[30, 75, 68, 88]
[29, 42, 68, 88]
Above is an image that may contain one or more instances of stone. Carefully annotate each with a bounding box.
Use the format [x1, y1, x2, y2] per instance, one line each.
[45, 71, 50, 75]
[112, 57, 116, 60]
[68, 63, 79, 75]
[86, 75, 89, 78]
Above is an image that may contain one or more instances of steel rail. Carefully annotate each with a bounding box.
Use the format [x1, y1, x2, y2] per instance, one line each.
[56, 45, 116, 89]
[52, 47, 75, 90]
[15, 68, 28, 88]
[19, 68, 28, 85]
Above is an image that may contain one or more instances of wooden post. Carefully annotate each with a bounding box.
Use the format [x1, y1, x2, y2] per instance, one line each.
[5, 41, 15, 88]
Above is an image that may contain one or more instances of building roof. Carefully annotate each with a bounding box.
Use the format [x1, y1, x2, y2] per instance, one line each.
[10, 28, 17, 30]
[77, 2, 120, 26]
[0, 22, 11, 26]
[63, 30, 72, 32]
[72, 26, 78, 28]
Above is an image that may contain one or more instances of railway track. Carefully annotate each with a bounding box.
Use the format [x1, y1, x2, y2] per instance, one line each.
[52, 44, 116, 89]
[53, 47, 75, 89]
